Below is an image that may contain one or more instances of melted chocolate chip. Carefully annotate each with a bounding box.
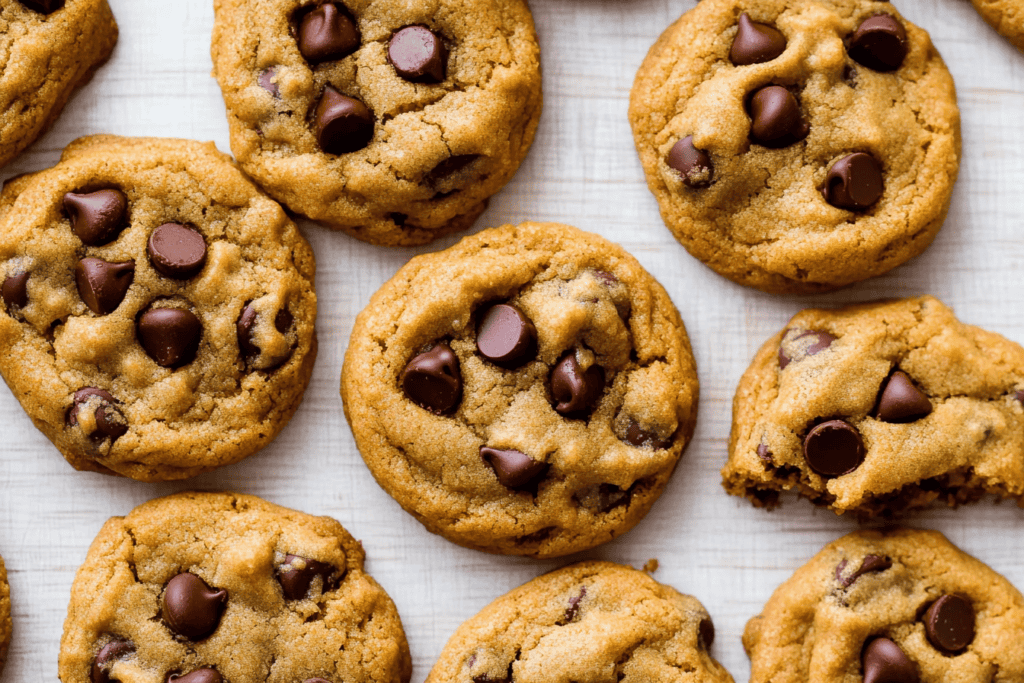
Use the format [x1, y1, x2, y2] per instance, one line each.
[425, 154, 480, 189]
[476, 303, 536, 366]
[75, 258, 135, 315]
[730, 13, 787, 65]
[388, 26, 447, 83]
[401, 342, 461, 414]
[18, 0, 64, 15]
[64, 189, 128, 246]
[862, 637, 919, 683]
[147, 224, 207, 279]
[304, 680, 332, 683]
[91, 639, 135, 683]
[836, 554, 892, 587]
[778, 329, 836, 369]
[849, 15, 908, 72]
[756, 442, 772, 463]
[923, 595, 975, 654]
[803, 419, 864, 476]
[2, 271, 29, 311]
[137, 308, 203, 368]
[313, 87, 374, 155]
[551, 353, 604, 416]
[258, 67, 280, 97]
[624, 420, 671, 449]
[66, 388, 128, 443]
[277, 554, 338, 600]
[823, 153, 883, 210]
[562, 586, 586, 623]
[573, 483, 631, 512]
[748, 85, 809, 147]
[237, 304, 294, 369]
[667, 136, 713, 188]
[297, 3, 360, 63]
[480, 447, 548, 490]
[168, 670, 223, 683]
[875, 371, 932, 423]
[699, 617, 715, 649]
[163, 573, 228, 641]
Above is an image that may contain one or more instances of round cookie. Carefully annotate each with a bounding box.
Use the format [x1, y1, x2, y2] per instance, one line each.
[628, 0, 960, 293]
[59, 491, 411, 683]
[970, 0, 1024, 52]
[744, 529, 1024, 683]
[211, 0, 542, 246]
[341, 222, 699, 557]
[0, 136, 317, 481]
[426, 561, 733, 683]
[0, 554, 9, 675]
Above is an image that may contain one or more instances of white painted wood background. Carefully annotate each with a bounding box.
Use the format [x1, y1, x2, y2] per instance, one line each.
[1, 0, 1022, 680]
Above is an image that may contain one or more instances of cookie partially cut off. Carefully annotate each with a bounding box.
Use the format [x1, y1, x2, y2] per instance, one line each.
[722, 296, 1024, 517]
[970, 0, 1024, 53]
[0, 554, 9, 676]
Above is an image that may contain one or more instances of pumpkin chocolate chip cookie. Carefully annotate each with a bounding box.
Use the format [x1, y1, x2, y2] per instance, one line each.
[341, 222, 699, 557]
[629, 0, 960, 293]
[969, 0, 1024, 53]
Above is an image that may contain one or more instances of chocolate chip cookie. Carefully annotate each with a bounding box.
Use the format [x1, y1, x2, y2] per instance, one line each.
[628, 0, 960, 293]
[210, 0, 542, 246]
[0, 136, 317, 481]
[722, 296, 1024, 517]
[59, 491, 411, 683]
[0, 554, 9, 675]
[744, 529, 1024, 683]
[341, 222, 699, 557]
[426, 561, 733, 683]
[970, 0, 1024, 52]
[0, 0, 117, 170]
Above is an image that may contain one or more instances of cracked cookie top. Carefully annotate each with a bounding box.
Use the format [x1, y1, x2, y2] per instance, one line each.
[722, 296, 1024, 517]
[744, 529, 1024, 683]
[628, 0, 960, 293]
[211, 0, 542, 246]
[58, 491, 412, 683]
[426, 561, 733, 683]
[0, 136, 317, 481]
[341, 222, 698, 557]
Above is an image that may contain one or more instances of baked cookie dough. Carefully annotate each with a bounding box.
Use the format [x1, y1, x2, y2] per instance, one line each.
[0, 136, 317, 481]
[628, 0, 960, 293]
[427, 561, 733, 683]
[970, 0, 1024, 52]
[211, 0, 542, 246]
[722, 296, 1024, 517]
[341, 222, 698, 557]
[744, 529, 1024, 683]
[0, 0, 117, 170]
[59, 491, 411, 683]
[0, 554, 9, 675]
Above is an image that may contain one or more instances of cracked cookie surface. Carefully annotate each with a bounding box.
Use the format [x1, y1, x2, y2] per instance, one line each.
[211, 0, 542, 246]
[341, 222, 698, 557]
[628, 0, 960, 293]
[744, 529, 1024, 683]
[0, 136, 317, 481]
[426, 561, 733, 683]
[58, 491, 411, 683]
[970, 0, 1024, 52]
[722, 296, 1024, 517]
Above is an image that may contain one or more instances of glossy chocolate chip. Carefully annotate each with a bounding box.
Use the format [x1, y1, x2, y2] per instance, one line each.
[75, 258, 135, 315]
[137, 308, 202, 368]
[923, 595, 975, 654]
[91, 639, 135, 683]
[699, 617, 715, 649]
[66, 388, 128, 443]
[277, 555, 338, 600]
[823, 153, 883, 210]
[667, 136, 713, 188]
[237, 304, 294, 369]
[147, 224, 207, 279]
[778, 329, 836, 369]
[563, 586, 586, 623]
[748, 85, 809, 147]
[730, 13, 787, 65]
[862, 637, 919, 683]
[258, 67, 280, 97]
[875, 371, 932, 423]
[297, 3, 360, 63]
[803, 419, 864, 476]
[163, 573, 228, 641]
[836, 554, 892, 587]
[64, 189, 128, 247]
[551, 353, 604, 416]
[2, 271, 29, 310]
[625, 420, 671, 449]
[480, 447, 548, 490]
[18, 0, 64, 14]
[849, 15, 908, 72]
[389, 25, 447, 83]
[401, 342, 461, 414]
[168, 670, 223, 683]
[314, 87, 374, 155]
[476, 303, 536, 366]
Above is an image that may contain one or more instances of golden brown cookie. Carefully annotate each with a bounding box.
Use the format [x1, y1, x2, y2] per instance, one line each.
[0, 554, 9, 675]
[211, 0, 542, 246]
[0, 136, 317, 481]
[341, 222, 699, 557]
[629, 0, 960, 293]
[970, 0, 1024, 52]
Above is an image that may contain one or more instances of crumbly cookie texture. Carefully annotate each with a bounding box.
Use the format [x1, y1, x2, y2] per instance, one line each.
[427, 562, 733, 683]
[744, 529, 1024, 683]
[628, 0, 960, 293]
[722, 296, 1024, 517]
[0, 136, 317, 481]
[0, 554, 9, 675]
[59, 492, 411, 683]
[211, 0, 542, 246]
[0, 0, 117, 169]
[970, 0, 1024, 52]
[341, 222, 698, 557]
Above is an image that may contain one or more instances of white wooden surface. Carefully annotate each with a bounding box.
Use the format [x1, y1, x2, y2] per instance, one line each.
[2, 0, 1023, 680]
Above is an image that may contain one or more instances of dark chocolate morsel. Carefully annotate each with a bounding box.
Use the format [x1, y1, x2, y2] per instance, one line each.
[667, 136, 713, 188]
[756, 442, 772, 463]
[147, 224, 207, 279]
[66, 388, 128, 443]
[388, 25, 447, 83]
[862, 637, 919, 683]
[823, 153, 883, 210]
[476, 303, 536, 366]
[923, 595, 975, 654]
[730, 13, 787, 65]
[76, 258, 135, 315]
[163, 573, 228, 641]
[699, 617, 715, 649]
[573, 483, 630, 512]
[237, 304, 294, 370]
[849, 14, 908, 72]
[304, 680, 332, 683]
[551, 353, 604, 416]
[875, 371, 932, 423]
[64, 189, 129, 246]
[297, 3, 360, 64]
[314, 87, 374, 155]
[137, 308, 203, 368]
[625, 420, 671, 449]
[803, 419, 864, 477]
[836, 554, 892, 587]
[258, 67, 280, 97]
[91, 639, 135, 683]
[1015, 389, 1024, 404]
[277, 554, 338, 600]
[425, 154, 480, 188]
[480, 447, 548, 490]
[563, 586, 587, 623]
[2, 271, 29, 310]
[19, 0, 65, 12]
[168, 670, 223, 683]
[778, 329, 836, 368]
[748, 85, 809, 147]
[401, 342, 461, 414]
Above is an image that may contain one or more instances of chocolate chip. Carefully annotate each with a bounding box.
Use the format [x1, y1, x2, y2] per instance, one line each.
[401, 342, 461, 414]
[1015, 389, 1024, 404]
[625, 420, 671, 449]
[756, 442, 772, 463]
[803, 419, 864, 477]
[297, 3, 360, 63]
[137, 308, 202, 368]
[551, 353, 604, 416]
[667, 136, 713, 188]
[593, 271, 617, 286]
[75, 258, 135, 315]
[875, 371, 932, 423]
[168, 670, 223, 683]
[573, 483, 630, 512]
[388, 25, 447, 83]
[923, 595, 975, 654]
[277, 554, 338, 600]
[2, 271, 29, 311]
[237, 304, 294, 369]
[313, 87, 374, 155]
[18, 0, 63, 14]
[823, 153, 883, 210]
[476, 303, 536, 366]
[258, 67, 280, 97]
[64, 189, 128, 246]
[480, 447, 548, 490]
[304, 680, 332, 683]
[748, 85, 809, 147]
[163, 573, 228, 641]
[699, 617, 715, 649]
[836, 554, 892, 587]
[849, 15, 908, 72]
[425, 154, 480, 189]
[730, 13, 787, 65]
[66, 388, 128, 443]
[862, 637, 919, 683]
[147, 224, 207, 279]
[778, 329, 836, 369]
[91, 639, 135, 683]
[562, 586, 586, 623]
